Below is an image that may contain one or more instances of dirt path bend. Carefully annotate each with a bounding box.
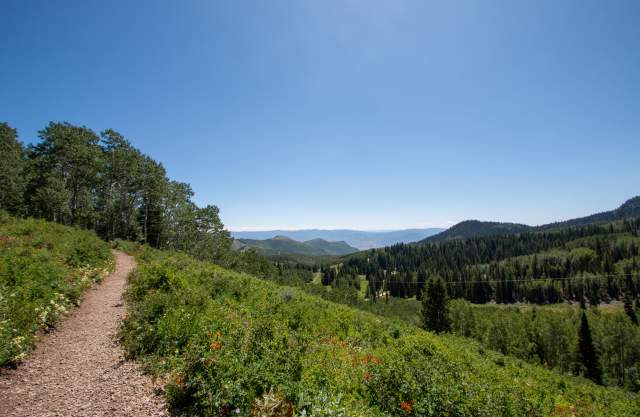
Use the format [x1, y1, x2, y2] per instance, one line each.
[0, 251, 167, 417]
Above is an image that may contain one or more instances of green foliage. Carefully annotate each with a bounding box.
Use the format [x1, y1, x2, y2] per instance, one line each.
[122, 247, 640, 416]
[112, 238, 142, 254]
[27, 122, 103, 227]
[236, 236, 358, 257]
[0, 123, 26, 214]
[422, 220, 530, 243]
[0, 214, 112, 365]
[624, 294, 638, 325]
[423, 196, 640, 244]
[577, 312, 603, 384]
[0, 121, 232, 264]
[447, 301, 640, 391]
[421, 276, 451, 333]
[341, 219, 640, 304]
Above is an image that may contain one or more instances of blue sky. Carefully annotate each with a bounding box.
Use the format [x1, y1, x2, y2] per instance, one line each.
[1, 0, 638, 230]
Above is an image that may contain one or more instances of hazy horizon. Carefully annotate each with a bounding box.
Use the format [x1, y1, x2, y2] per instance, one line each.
[229, 225, 449, 233]
[229, 194, 636, 231]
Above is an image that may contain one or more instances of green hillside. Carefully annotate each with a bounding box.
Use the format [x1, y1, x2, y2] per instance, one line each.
[303, 238, 358, 255]
[421, 220, 530, 243]
[331, 218, 640, 391]
[422, 196, 640, 243]
[538, 196, 640, 231]
[0, 213, 113, 365]
[121, 245, 639, 416]
[341, 218, 640, 305]
[236, 235, 358, 257]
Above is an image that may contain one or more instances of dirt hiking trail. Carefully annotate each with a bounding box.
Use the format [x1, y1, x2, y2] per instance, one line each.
[0, 251, 167, 417]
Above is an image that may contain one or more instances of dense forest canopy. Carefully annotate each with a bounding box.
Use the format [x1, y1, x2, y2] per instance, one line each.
[333, 219, 640, 305]
[0, 121, 232, 264]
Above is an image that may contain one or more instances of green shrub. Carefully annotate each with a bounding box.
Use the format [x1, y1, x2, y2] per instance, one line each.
[112, 238, 142, 254]
[122, 247, 640, 416]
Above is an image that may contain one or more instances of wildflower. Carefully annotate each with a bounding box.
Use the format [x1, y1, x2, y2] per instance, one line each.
[175, 375, 185, 391]
[553, 404, 576, 417]
[400, 400, 413, 414]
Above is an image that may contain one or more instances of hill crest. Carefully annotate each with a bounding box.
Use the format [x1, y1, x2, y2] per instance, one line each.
[422, 196, 640, 243]
[234, 236, 358, 257]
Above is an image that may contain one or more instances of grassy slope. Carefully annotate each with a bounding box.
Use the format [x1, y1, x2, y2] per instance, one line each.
[122, 247, 639, 416]
[0, 213, 113, 365]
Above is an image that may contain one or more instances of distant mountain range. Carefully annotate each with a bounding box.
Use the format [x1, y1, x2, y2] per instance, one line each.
[231, 228, 445, 250]
[233, 236, 359, 257]
[421, 196, 640, 244]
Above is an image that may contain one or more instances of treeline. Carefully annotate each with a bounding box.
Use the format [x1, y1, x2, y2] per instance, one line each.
[449, 301, 640, 391]
[334, 220, 640, 304]
[0, 121, 231, 263]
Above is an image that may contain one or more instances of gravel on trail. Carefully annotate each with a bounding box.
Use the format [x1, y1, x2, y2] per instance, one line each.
[0, 251, 167, 417]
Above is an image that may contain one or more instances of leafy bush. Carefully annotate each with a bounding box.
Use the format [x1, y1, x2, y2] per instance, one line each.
[449, 300, 640, 390]
[112, 238, 142, 254]
[0, 214, 113, 365]
[122, 247, 640, 416]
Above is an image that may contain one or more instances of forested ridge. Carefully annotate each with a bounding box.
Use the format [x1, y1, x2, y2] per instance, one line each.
[333, 218, 640, 304]
[235, 235, 358, 257]
[422, 196, 640, 243]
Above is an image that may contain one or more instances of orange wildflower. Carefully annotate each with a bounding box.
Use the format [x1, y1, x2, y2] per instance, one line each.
[175, 375, 185, 392]
[400, 400, 413, 414]
[553, 404, 576, 417]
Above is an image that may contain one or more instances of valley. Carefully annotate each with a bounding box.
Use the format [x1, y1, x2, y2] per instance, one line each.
[1, 119, 639, 415]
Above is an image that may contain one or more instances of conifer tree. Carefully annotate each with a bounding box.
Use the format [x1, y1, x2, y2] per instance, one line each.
[624, 294, 638, 325]
[421, 276, 451, 333]
[576, 311, 602, 384]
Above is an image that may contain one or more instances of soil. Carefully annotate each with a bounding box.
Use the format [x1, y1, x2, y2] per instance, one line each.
[0, 251, 167, 417]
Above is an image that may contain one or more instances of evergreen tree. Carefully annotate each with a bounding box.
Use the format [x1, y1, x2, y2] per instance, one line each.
[421, 276, 451, 333]
[576, 312, 602, 384]
[321, 268, 331, 286]
[624, 294, 638, 325]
